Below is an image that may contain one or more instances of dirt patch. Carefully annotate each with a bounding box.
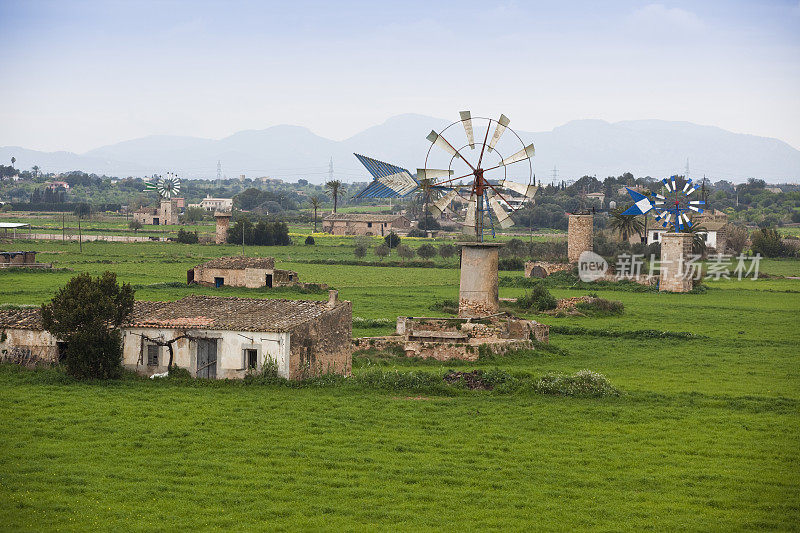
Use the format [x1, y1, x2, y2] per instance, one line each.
[443, 370, 493, 390]
[392, 396, 433, 401]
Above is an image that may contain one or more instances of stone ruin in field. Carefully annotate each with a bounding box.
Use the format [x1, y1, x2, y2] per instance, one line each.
[354, 242, 549, 361]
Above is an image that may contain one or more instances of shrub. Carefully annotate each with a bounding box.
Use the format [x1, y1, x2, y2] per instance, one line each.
[417, 243, 437, 260]
[176, 228, 199, 244]
[352, 317, 393, 328]
[534, 369, 620, 397]
[725, 225, 747, 255]
[128, 219, 143, 232]
[515, 282, 557, 311]
[498, 257, 524, 271]
[375, 243, 390, 260]
[396, 244, 415, 261]
[575, 298, 624, 316]
[354, 243, 368, 259]
[384, 232, 400, 248]
[429, 298, 459, 314]
[406, 228, 427, 238]
[438, 243, 456, 259]
[304, 235, 315, 245]
[751, 227, 786, 257]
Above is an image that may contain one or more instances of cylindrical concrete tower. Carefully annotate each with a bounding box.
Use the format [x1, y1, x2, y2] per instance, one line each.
[458, 242, 502, 318]
[567, 214, 594, 263]
[214, 212, 232, 245]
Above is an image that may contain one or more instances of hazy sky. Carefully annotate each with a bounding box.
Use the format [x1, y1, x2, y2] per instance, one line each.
[1, 0, 799, 153]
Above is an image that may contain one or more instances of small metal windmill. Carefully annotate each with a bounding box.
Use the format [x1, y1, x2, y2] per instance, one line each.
[354, 111, 539, 241]
[144, 172, 182, 199]
[622, 175, 705, 231]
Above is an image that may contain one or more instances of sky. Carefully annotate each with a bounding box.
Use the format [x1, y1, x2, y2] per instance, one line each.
[1, 0, 799, 153]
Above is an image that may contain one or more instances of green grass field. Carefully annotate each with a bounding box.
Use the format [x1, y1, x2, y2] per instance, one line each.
[1, 237, 799, 530]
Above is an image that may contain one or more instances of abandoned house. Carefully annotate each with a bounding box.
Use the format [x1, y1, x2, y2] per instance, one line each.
[123, 293, 351, 379]
[0, 308, 62, 366]
[133, 198, 180, 226]
[1, 292, 352, 380]
[322, 213, 411, 236]
[188, 256, 300, 288]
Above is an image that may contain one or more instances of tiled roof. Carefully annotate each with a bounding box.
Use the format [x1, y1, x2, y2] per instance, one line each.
[126, 295, 342, 332]
[196, 256, 275, 270]
[0, 308, 43, 329]
[323, 213, 405, 223]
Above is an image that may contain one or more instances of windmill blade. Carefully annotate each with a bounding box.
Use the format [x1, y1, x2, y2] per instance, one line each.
[487, 114, 510, 153]
[499, 143, 535, 166]
[428, 190, 458, 218]
[416, 168, 454, 181]
[353, 154, 417, 198]
[500, 179, 538, 198]
[426, 131, 461, 159]
[462, 194, 477, 233]
[459, 111, 475, 149]
[488, 197, 513, 228]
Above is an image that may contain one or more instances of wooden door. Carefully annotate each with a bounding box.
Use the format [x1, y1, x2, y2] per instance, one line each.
[196, 339, 217, 379]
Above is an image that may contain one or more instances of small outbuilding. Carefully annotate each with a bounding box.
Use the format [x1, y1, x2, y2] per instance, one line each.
[188, 256, 300, 288]
[0, 308, 61, 366]
[322, 213, 411, 236]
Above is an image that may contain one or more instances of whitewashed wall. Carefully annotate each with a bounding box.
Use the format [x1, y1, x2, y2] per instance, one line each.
[121, 327, 290, 379]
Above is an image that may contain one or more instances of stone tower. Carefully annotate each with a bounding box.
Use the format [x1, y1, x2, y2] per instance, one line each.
[458, 242, 501, 318]
[214, 211, 232, 245]
[659, 232, 693, 292]
[567, 213, 593, 263]
[159, 198, 178, 225]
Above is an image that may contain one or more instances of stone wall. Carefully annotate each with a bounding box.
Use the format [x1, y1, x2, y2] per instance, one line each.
[524, 261, 573, 278]
[288, 299, 352, 380]
[0, 328, 59, 366]
[660, 232, 693, 293]
[567, 214, 594, 263]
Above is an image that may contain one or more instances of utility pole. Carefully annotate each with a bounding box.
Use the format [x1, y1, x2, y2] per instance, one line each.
[551, 165, 559, 186]
[217, 160, 222, 189]
[685, 158, 690, 180]
[328, 157, 334, 182]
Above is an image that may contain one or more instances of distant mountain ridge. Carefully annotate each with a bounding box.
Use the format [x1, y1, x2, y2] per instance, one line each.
[2, 115, 799, 183]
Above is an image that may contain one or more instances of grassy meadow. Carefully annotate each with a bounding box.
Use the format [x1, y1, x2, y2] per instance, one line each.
[1, 235, 799, 530]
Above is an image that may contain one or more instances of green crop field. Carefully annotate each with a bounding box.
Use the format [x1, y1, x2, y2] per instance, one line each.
[1, 237, 799, 530]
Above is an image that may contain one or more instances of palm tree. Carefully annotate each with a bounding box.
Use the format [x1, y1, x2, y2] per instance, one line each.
[10, 157, 15, 168]
[325, 180, 342, 213]
[608, 207, 644, 242]
[681, 223, 708, 256]
[309, 196, 321, 232]
[31, 165, 40, 178]
[416, 177, 441, 230]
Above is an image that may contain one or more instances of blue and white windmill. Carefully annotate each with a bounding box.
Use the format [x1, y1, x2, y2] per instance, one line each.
[622, 175, 705, 231]
[353, 111, 539, 241]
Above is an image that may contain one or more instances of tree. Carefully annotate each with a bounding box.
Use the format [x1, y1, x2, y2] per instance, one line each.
[183, 206, 207, 223]
[681, 224, 707, 256]
[608, 207, 644, 241]
[31, 165, 40, 178]
[751, 227, 786, 257]
[10, 156, 15, 168]
[725, 225, 748, 255]
[384, 232, 400, 249]
[74, 202, 91, 219]
[305, 235, 315, 245]
[176, 228, 199, 244]
[375, 243, 389, 260]
[40, 272, 135, 379]
[438, 243, 456, 259]
[325, 180, 342, 213]
[396, 244, 415, 262]
[128, 219, 143, 233]
[354, 243, 368, 259]
[417, 243, 437, 260]
[309, 196, 321, 232]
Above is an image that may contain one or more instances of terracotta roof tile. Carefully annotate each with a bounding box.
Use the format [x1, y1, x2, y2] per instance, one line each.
[0, 308, 43, 329]
[323, 213, 406, 223]
[196, 256, 275, 270]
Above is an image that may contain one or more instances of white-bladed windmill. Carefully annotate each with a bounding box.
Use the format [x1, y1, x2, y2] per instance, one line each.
[353, 112, 538, 241]
[144, 172, 182, 199]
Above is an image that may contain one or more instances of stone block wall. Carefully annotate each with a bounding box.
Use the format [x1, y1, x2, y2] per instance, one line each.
[567, 214, 594, 263]
[524, 261, 573, 278]
[660, 232, 693, 293]
[288, 300, 352, 380]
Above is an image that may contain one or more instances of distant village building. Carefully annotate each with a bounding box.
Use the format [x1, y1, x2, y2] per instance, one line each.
[188, 195, 233, 212]
[188, 256, 300, 288]
[322, 213, 411, 236]
[0, 293, 353, 380]
[585, 192, 605, 205]
[46, 180, 70, 190]
[133, 198, 179, 225]
[631, 210, 729, 251]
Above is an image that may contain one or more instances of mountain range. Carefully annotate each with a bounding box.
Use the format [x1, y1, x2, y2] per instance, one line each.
[2, 114, 799, 183]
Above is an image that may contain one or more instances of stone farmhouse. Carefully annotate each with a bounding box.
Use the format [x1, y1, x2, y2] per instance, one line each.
[187, 195, 233, 212]
[187, 256, 300, 288]
[133, 198, 180, 225]
[0, 292, 352, 380]
[322, 213, 411, 236]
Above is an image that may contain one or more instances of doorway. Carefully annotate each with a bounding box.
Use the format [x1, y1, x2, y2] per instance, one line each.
[214, 277, 224, 288]
[196, 338, 217, 379]
[187, 269, 194, 284]
[265, 274, 273, 288]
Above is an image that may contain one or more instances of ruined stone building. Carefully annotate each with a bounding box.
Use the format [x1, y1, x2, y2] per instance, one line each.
[188, 256, 299, 288]
[322, 213, 411, 236]
[133, 198, 180, 226]
[0, 251, 50, 269]
[1, 293, 352, 380]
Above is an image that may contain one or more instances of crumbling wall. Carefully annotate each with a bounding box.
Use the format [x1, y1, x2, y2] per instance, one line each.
[288, 301, 352, 380]
[524, 261, 573, 278]
[0, 328, 59, 366]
